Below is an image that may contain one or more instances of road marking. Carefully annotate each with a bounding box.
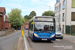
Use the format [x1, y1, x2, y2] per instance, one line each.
[23, 31, 28, 50]
[56, 39, 61, 41]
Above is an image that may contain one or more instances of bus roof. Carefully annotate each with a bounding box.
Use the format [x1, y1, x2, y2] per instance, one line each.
[29, 16, 54, 21]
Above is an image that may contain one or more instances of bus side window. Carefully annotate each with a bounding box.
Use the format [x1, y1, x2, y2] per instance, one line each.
[29, 20, 33, 31]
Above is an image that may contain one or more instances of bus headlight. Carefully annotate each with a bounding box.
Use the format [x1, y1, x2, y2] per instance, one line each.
[34, 33, 39, 37]
[50, 34, 55, 38]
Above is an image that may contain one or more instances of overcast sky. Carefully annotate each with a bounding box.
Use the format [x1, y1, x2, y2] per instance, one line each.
[0, 0, 56, 17]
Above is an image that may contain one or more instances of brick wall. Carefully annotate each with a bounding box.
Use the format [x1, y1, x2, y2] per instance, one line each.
[0, 13, 4, 30]
[0, 7, 6, 30]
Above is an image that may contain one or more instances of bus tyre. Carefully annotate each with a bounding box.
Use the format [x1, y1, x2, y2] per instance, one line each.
[49, 40, 51, 42]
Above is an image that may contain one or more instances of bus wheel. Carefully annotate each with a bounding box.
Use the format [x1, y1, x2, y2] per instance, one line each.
[49, 40, 51, 42]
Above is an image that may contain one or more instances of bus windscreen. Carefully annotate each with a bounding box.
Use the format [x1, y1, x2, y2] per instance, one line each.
[34, 22, 54, 32]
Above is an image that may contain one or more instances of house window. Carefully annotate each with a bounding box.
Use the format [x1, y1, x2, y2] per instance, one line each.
[56, 0, 60, 3]
[55, 7, 57, 13]
[71, 12, 75, 21]
[58, 0, 60, 2]
[72, 0, 75, 8]
[62, 0, 65, 9]
[58, 6, 59, 11]
[0, 14, 2, 17]
[62, 13, 65, 21]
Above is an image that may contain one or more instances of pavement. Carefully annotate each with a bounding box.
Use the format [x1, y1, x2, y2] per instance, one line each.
[0, 30, 21, 50]
[17, 36, 24, 50]
[64, 34, 75, 43]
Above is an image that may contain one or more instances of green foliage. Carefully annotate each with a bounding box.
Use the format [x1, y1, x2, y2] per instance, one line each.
[8, 8, 25, 29]
[24, 15, 31, 19]
[29, 11, 36, 17]
[24, 15, 31, 22]
[42, 11, 55, 16]
[24, 11, 36, 22]
[22, 18, 25, 25]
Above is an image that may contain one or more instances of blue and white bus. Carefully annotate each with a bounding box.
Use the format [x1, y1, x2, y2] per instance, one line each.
[28, 16, 56, 41]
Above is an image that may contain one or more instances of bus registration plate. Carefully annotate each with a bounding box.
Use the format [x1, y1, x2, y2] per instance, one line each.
[42, 39, 47, 40]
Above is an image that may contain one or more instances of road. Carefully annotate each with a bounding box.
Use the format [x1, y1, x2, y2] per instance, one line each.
[24, 30, 75, 50]
[0, 30, 21, 50]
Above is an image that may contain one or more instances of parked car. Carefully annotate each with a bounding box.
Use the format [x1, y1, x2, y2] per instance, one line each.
[56, 29, 63, 39]
[25, 27, 29, 30]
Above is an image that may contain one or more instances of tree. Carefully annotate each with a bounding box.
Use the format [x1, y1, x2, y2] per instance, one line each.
[24, 15, 31, 19]
[8, 8, 25, 29]
[42, 11, 55, 16]
[29, 11, 36, 17]
[24, 15, 31, 22]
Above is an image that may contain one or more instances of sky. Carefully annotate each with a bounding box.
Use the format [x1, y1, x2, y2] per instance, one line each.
[0, 0, 56, 17]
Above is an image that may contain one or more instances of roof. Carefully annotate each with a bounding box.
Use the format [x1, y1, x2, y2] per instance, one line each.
[29, 16, 54, 21]
[0, 7, 6, 14]
[5, 19, 11, 23]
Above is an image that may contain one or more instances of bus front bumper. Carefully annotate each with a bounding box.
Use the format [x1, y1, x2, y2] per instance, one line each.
[32, 34, 56, 41]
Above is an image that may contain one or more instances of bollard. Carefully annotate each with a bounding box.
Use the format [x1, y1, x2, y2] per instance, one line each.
[21, 30, 23, 37]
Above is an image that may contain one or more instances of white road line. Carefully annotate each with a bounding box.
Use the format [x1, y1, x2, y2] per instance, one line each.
[23, 31, 28, 50]
[56, 39, 61, 41]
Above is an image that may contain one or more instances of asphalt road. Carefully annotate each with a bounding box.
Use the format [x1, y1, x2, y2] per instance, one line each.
[0, 30, 21, 50]
[24, 30, 75, 50]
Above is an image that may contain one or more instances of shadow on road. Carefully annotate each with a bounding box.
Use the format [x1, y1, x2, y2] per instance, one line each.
[32, 40, 54, 43]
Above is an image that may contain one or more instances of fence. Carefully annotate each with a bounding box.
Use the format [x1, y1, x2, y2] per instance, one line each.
[66, 25, 75, 35]
[71, 25, 75, 35]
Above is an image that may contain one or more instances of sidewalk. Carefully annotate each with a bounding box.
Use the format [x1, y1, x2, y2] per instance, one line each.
[17, 36, 24, 50]
[64, 34, 75, 41]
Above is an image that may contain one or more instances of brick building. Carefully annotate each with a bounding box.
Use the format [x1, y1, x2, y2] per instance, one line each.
[5, 15, 11, 29]
[21, 22, 29, 29]
[24, 22, 29, 28]
[0, 7, 11, 30]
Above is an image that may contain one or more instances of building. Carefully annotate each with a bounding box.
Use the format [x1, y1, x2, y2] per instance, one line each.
[21, 22, 29, 29]
[24, 22, 29, 28]
[0, 7, 11, 30]
[0, 7, 6, 30]
[5, 15, 11, 29]
[55, 0, 75, 35]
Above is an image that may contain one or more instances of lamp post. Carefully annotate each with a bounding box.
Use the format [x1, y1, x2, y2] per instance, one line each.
[45, 5, 51, 16]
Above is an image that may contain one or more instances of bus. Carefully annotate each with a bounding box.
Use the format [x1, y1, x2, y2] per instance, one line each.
[28, 16, 56, 41]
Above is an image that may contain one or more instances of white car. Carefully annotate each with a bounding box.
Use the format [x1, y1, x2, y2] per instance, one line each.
[56, 29, 63, 39]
